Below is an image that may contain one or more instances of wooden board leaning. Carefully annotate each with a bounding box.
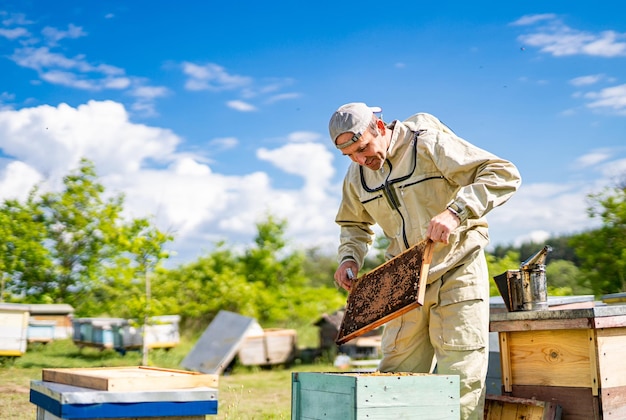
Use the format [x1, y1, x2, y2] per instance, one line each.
[336, 238, 434, 345]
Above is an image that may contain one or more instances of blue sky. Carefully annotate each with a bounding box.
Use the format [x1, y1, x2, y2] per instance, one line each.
[1, 1, 625, 266]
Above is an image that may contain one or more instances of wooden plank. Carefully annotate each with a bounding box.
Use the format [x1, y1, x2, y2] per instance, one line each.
[507, 329, 593, 389]
[336, 239, 433, 345]
[587, 329, 599, 396]
[180, 310, 261, 374]
[42, 366, 218, 391]
[509, 385, 601, 420]
[490, 318, 592, 333]
[596, 327, 626, 389]
[500, 332, 513, 393]
[600, 385, 626, 420]
[484, 394, 561, 420]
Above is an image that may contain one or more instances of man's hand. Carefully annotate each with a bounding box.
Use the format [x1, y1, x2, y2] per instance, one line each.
[334, 261, 358, 291]
[426, 208, 460, 244]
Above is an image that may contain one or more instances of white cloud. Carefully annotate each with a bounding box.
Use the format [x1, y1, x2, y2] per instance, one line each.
[510, 14, 557, 27]
[3, 18, 165, 116]
[486, 181, 598, 247]
[265, 92, 300, 103]
[0, 100, 341, 266]
[227, 100, 256, 112]
[42, 23, 87, 46]
[209, 137, 239, 150]
[287, 131, 320, 143]
[182, 62, 252, 91]
[570, 74, 604, 87]
[584, 84, 626, 114]
[1, 12, 34, 27]
[0, 160, 43, 202]
[0, 101, 180, 179]
[600, 158, 626, 179]
[516, 16, 626, 57]
[0, 27, 29, 39]
[0, 100, 619, 267]
[575, 150, 613, 168]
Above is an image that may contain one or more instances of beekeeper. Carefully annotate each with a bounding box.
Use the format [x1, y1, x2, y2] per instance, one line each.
[329, 102, 521, 420]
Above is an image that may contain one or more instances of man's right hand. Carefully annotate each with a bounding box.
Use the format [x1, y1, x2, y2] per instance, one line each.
[334, 261, 358, 291]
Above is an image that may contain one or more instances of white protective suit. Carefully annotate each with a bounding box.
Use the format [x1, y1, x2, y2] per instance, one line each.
[335, 113, 521, 420]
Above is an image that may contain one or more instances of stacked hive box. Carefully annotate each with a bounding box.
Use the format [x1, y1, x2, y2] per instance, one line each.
[30, 366, 218, 419]
[291, 372, 459, 419]
[490, 305, 626, 419]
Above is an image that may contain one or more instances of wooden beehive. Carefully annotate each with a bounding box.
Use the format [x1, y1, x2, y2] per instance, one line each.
[237, 328, 297, 366]
[291, 372, 459, 419]
[336, 239, 433, 345]
[42, 366, 218, 391]
[490, 306, 626, 419]
[484, 394, 562, 420]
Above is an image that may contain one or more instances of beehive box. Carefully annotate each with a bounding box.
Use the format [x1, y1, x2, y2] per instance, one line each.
[27, 320, 57, 343]
[491, 305, 626, 419]
[238, 328, 297, 366]
[42, 366, 218, 391]
[291, 372, 459, 419]
[484, 394, 562, 420]
[0, 303, 29, 356]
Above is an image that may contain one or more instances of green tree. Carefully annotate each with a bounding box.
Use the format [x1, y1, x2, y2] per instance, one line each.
[155, 242, 260, 331]
[96, 218, 173, 320]
[486, 250, 520, 297]
[1, 158, 174, 315]
[0, 194, 51, 302]
[571, 185, 626, 295]
[545, 259, 591, 296]
[31, 159, 126, 309]
[159, 216, 345, 334]
[302, 247, 337, 288]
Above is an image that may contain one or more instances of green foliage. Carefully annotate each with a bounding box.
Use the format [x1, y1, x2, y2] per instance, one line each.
[570, 185, 626, 295]
[545, 259, 592, 296]
[486, 250, 520, 297]
[161, 217, 345, 334]
[302, 247, 337, 288]
[0, 158, 173, 318]
[492, 235, 579, 266]
[34, 159, 126, 308]
[0, 194, 51, 302]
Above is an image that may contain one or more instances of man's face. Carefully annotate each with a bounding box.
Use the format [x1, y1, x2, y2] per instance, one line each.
[336, 126, 387, 171]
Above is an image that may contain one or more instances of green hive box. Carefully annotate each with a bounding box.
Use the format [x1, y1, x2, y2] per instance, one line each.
[291, 372, 459, 419]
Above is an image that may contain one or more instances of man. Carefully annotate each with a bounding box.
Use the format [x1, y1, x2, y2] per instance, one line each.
[329, 102, 521, 419]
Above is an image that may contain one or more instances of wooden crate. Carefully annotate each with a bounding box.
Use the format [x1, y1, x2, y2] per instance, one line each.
[291, 372, 459, 419]
[490, 306, 626, 419]
[336, 239, 433, 345]
[485, 394, 562, 420]
[42, 366, 218, 392]
[237, 328, 297, 366]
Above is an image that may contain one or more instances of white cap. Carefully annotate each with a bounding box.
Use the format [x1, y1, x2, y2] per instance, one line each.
[328, 102, 382, 149]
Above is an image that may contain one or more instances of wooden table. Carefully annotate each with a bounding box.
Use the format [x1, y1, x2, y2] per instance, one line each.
[490, 305, 626, 420]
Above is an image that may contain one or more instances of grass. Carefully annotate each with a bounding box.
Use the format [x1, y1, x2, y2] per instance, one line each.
[0, 338, 340, 419]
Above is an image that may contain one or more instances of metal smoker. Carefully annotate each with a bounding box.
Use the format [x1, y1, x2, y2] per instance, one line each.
[494, 245, 552, 311]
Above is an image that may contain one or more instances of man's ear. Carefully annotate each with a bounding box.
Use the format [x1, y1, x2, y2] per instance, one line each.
[376, 119, 386, 134]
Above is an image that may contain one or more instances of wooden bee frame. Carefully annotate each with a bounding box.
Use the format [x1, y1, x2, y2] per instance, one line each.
[336, 239, 434, 345]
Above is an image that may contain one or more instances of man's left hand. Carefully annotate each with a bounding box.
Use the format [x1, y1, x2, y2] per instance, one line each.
[426, 209, 460, 245]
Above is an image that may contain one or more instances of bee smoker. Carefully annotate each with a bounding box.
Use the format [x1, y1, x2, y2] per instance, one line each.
[494, 245, 552, 312]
